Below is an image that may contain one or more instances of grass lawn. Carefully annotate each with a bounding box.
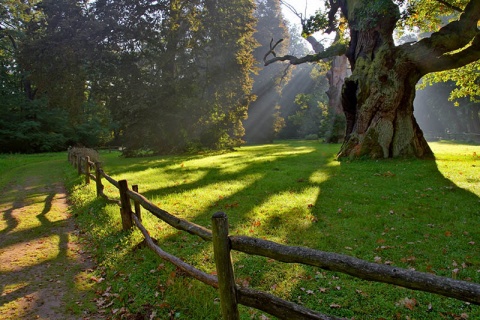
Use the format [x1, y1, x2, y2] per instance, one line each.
[67, 140, 480, 319]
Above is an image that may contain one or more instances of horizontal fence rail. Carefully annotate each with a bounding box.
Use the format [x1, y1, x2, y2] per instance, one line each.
[68, 150, 480, 319]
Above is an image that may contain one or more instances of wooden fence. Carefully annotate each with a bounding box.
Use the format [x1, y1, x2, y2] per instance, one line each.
[68, 150, 480, 320]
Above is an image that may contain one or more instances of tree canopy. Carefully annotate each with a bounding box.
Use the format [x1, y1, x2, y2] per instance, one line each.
[1, 0, 257, 155]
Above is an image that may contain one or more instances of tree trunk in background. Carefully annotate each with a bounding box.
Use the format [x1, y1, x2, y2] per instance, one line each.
[325, 55, 349, 143]
[306, 36, 349, 143]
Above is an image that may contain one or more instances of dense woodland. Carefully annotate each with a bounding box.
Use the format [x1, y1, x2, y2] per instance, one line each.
[1, 0, 479, 155]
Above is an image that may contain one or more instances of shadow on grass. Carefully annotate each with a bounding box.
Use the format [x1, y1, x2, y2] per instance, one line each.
[0, 159, 100, 319]
[79, 141, 480, 319]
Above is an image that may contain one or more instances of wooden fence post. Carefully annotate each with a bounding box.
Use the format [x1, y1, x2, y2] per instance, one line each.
[212, 212, 239, 320]
[118, 179, 133, 230]
[95, 162, 104, 197]
[77, 156, 82, 175]
[132, 185, 142, 222]
[85, 156, 91, 184]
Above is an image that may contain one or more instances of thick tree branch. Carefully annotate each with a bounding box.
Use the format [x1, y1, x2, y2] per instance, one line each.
[408, 0, 480, 73]
[326, 0, 344, 34]
[420, 32, 480, 73]
[264, 41, 347, 66]
[433, 0, 464, 12]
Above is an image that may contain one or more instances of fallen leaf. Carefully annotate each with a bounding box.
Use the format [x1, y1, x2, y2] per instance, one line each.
[397, 297, 417, 310]
[330, 303, 341, 309]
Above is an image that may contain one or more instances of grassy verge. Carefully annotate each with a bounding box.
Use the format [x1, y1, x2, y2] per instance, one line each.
[68, 141, 480, 319]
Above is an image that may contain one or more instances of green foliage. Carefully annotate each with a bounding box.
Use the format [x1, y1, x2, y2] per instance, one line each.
[69, 141, 480, 319]
[397, 0, 479, 104]
[1, 0, 256, 154]
[351, 0, 400, 30]
[282, 63, 331, 140]
[421, 61, 480, 104]
[302, 10, 330, 38]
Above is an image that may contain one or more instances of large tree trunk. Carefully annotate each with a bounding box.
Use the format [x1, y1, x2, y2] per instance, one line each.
[338, 47, 434, 159]
[336, 0, 434, 159]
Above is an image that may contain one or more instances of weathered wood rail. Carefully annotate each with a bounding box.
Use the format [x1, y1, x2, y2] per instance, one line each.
[68, 150, 480, 319]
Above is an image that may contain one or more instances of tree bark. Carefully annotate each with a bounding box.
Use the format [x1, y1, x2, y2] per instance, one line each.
[337, 0, 435, 159]
[338, 46, 434, 159]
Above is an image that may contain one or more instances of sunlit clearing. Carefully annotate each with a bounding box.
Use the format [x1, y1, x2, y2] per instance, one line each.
[6, 200, 44, 233]
[158, 174, 264, 218]
[0, 290, 39, 319]
[74, 270, 97, 292]
[1, 281, 29, 297]
[309, 169, 331, 184]
[244, 186, 321, 241]
[42, 194, 69, 224]
[270, 146, 316, 157]
[0, 214, 7, 232]
[430, 142, 480, 196]
[0, 235, 60, 272]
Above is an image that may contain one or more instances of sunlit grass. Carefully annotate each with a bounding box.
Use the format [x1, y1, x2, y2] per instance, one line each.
[68, 140, 480, 319]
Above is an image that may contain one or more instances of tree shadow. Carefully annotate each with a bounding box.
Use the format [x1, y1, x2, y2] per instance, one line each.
[0, 175, 100, 319]
[84, 142, 480, 318]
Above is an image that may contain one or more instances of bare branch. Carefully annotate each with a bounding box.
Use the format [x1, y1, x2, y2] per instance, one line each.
[264, 41, 347, 66]
[279, 0, 306, 24]
[263, 38, 284, 63]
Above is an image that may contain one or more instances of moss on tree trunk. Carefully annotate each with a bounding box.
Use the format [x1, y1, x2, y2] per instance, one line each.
[336, 0, 435, 160]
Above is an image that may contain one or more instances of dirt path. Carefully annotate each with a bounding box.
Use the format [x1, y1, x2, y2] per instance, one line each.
[0, 157, 103, 319]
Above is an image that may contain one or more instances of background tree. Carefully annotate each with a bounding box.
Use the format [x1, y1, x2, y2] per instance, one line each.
[93, 0, 256, 155]
[281, 0, 349, 143]
[265, 0, 480, 159]
[1, 0, 256, 155]
[0, 0, 113, 152]
[243, 0, 290, 144]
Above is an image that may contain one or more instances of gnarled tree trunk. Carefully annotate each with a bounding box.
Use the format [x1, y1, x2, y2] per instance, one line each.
[337, 0, 434, 159]
[338, 44, 434, 159]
